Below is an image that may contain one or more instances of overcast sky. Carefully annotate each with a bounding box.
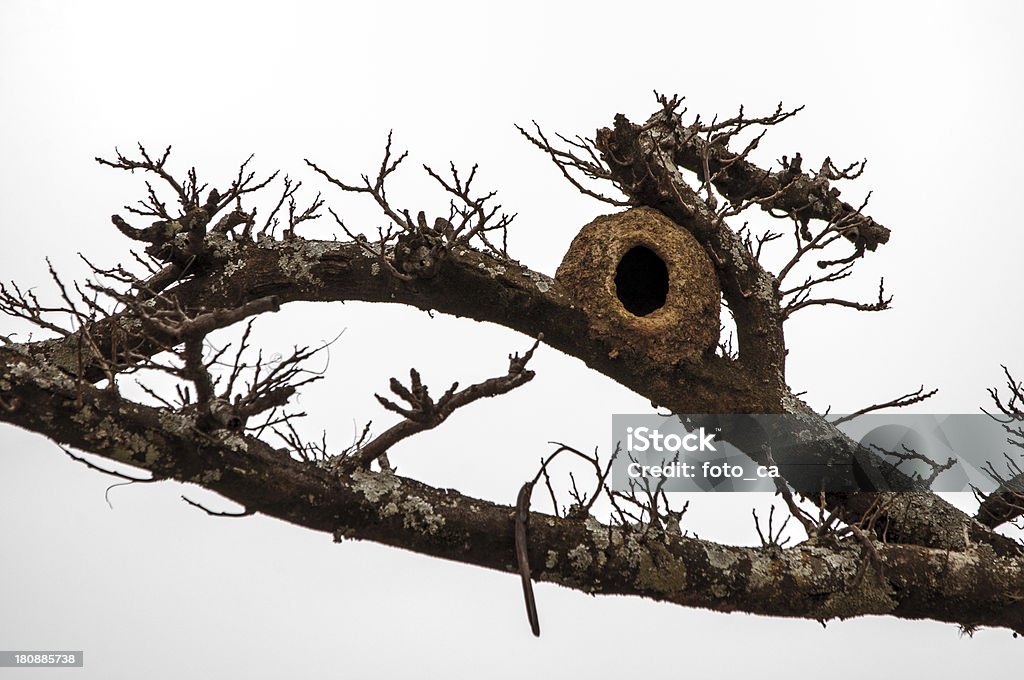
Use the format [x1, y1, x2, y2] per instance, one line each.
[2, 1, 1022, 677]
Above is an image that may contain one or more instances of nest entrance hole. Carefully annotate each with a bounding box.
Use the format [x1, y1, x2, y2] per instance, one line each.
[614, 245, 668, 317]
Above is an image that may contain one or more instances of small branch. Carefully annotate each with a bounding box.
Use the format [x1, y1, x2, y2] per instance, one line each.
[95, 144, 188, 210]
[869, 443, 956, 487]
[529, 442, 618, 520]
[976, 369, 1024, 527]
[783, 277, 892, 319]
[517, 121, 631, 207]
[831, 385, 938, 425]
[306, 132, 413, 231]
[422, 161, 515, 256]
[515, 481, 540, 637]
[345, 336, 542, 469]
[144, 296, 281, 340]
[58, 445, 156, 483]
[181, 495, 255, 518]
[764, 445, 821, 538]
[753, 505, 791, 547]
[231, 338, 334, 423]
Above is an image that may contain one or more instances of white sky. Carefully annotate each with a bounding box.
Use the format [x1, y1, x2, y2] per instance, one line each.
[1, 1, 1022, 677]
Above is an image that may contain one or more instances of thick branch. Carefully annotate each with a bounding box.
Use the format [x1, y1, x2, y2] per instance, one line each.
[1, 351, 1021, 634]
[14, 235, 1014, 555]
[664, 111, 891, 251]
[24, 238, 762, 414]
[595, 112, 788, 385]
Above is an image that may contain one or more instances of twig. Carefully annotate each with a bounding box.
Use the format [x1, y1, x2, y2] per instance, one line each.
[515, 481, 540, 637]
[181, 495, 254, 518]
[344, 335, 543, 469]
[831, 385, 938, 424]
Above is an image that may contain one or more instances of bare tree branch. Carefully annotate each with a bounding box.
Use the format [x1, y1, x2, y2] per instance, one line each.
[831, 385, 939, 425]
[343, 336, 542, 470]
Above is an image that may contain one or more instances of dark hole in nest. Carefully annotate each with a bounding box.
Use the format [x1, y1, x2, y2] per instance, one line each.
[614, 245, 668, 316]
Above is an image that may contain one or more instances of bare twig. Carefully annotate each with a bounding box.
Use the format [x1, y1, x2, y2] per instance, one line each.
[343, 336, 543, 469]
[515, 481, 541, 637]
[831, 385, 939, 425]
[181, 495, 255, 518]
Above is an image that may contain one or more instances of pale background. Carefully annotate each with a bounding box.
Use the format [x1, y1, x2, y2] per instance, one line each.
[1, 1, 1022, 677]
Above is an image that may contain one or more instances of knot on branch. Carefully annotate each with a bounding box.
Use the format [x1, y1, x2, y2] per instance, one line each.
[202, 397, 245, 431]
[594, 116, 666, 208]
[393, 230, 448, 280]
[99, 144, 283, 281]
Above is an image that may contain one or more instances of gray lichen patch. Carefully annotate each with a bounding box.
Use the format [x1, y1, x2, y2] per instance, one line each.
[349, 468, 402, 504]
[399, 495, 446, 535]
[780, 392, 806, 416]
[567, 544, 593, 572]
[789, 543, 896, 619]
[584, 516, 612, 552]
[221, 258, 247, 279]
[256, 233, 277, 249]
[194, 468, 223, 484]
[79, 414, 162, 466]
[278, 252, 320, 285]
[751, 272, 777, 304]
[217, 432, 249, 453]
[9, 360, 76, 392]
[157, 408, 197, 436]
[633, 541, 688, 596]
[745, 555, 776, 593]
[617, 529, 646, 570]
[726, 237, 750, 273]
[705, 544, 741, 573]
[477, 261, 507, 278]
[275, 240, 335, 285]
[204, 232, 241, 260]
[528, 270, 553, 293]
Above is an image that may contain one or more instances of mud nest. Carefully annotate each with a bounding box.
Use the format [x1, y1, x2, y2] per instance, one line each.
[556, 207, 720, 363]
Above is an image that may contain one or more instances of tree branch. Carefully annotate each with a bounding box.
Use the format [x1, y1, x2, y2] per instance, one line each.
[346, 337, 541, 469]
[2, 352, 1022, 635]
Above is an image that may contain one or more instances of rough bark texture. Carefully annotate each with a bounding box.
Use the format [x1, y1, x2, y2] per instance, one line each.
[2, 347, 1022, 633]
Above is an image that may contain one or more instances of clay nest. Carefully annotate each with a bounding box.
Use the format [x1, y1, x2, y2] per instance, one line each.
[555, 207, 720, 364]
